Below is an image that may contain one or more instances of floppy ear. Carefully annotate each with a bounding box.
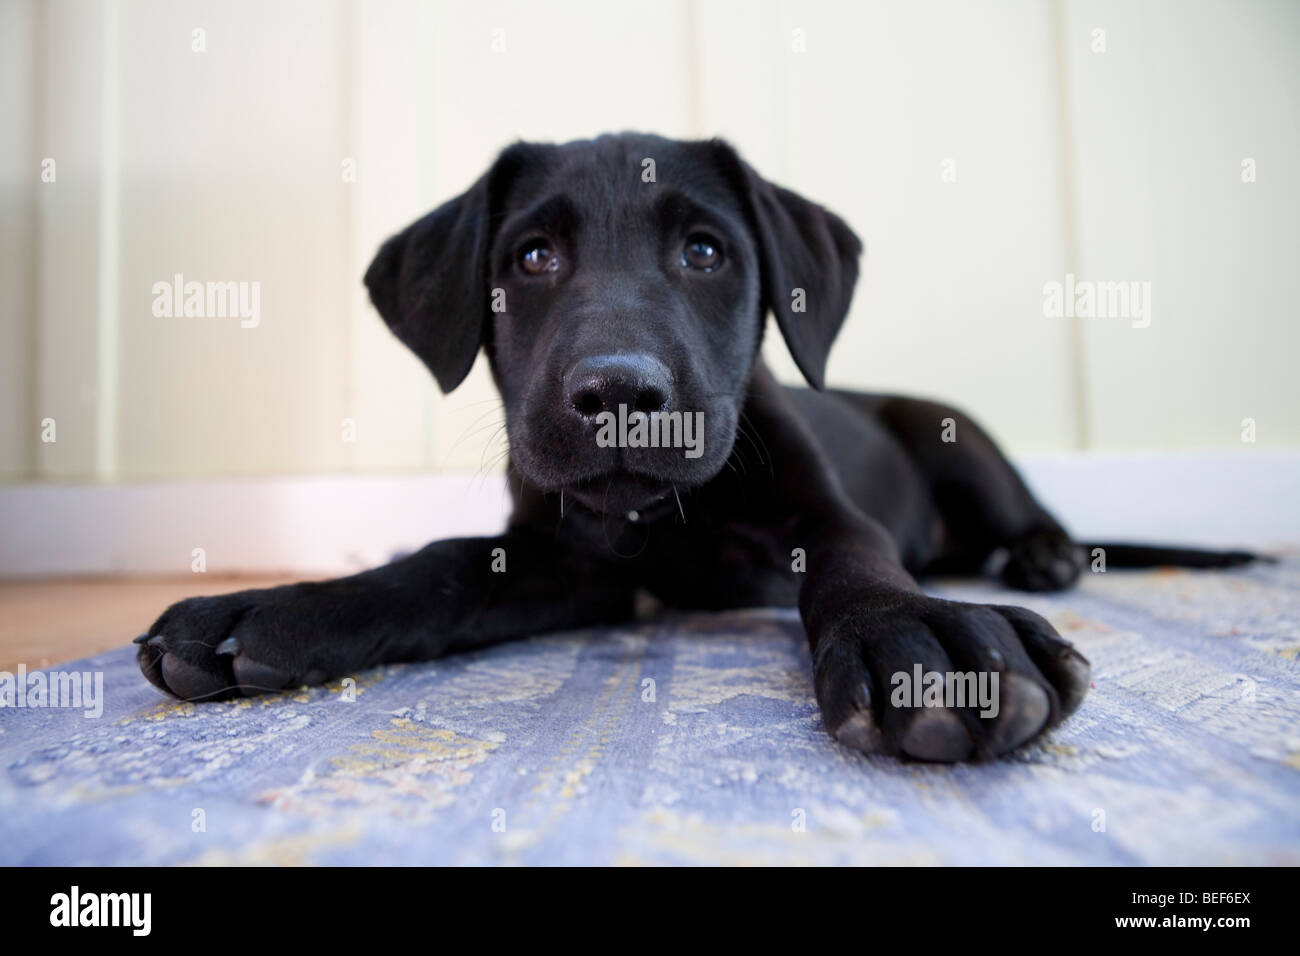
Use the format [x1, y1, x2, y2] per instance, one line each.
[364, 175, 491, 393]
[716, 144, 863, 390]
[365, 145, 541, 393]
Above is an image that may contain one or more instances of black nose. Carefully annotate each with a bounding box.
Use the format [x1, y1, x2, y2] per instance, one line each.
[564, 353, 674, 419]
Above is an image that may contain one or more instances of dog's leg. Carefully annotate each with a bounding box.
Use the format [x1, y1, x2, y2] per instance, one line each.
[747, 373, 1090, 760]
[136, 529, 634, 701]
[868, 396, 1086, 591]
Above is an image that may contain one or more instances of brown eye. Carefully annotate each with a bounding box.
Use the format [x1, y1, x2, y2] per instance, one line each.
[518, 240, 558, 275]
[681, 233, 722, 272]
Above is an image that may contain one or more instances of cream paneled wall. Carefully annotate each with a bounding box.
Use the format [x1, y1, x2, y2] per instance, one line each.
[1, 0, 1296, 484]
[0, 0, 39, 480]
[1062, 0, 1300, 450]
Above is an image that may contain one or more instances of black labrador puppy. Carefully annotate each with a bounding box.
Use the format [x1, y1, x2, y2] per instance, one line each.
[136, 133, 1256, 762]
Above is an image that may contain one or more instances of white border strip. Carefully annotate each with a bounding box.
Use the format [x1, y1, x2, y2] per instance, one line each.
[0, 451, 1295, 577]
[0, 474, 512, 578]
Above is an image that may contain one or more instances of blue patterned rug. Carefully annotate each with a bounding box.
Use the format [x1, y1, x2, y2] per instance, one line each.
[3, 559, 1298, 865]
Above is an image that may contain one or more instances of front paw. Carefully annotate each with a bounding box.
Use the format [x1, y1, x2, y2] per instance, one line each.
[813, 596, 1089, 762]
[135, 589, 326, 701]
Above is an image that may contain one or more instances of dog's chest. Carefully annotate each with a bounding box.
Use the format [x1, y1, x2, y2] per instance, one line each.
[639, 517, 800, 610]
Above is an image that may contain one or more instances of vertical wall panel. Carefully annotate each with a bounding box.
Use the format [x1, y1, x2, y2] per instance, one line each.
[113, 0, 353, 478]
[35, 0, 115, 479]
[349, 0, 439, 474]
[698, 0, 1077, 454]
[1064, 0, 1300, 448]
[0, 1, 37, 480]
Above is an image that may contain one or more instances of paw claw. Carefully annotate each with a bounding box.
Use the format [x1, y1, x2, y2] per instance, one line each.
[984, 673, 1051, 755]
[1053, 648, 1091, 718]
[900, 708, 973, 762]
[215, 636, 240, 656]
[160, 653, 232, 701]
[231, 655, 294, 695]
[832, 709, 886, 754]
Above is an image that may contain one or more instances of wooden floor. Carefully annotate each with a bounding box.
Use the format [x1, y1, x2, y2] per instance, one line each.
[0, 574, 318, 672]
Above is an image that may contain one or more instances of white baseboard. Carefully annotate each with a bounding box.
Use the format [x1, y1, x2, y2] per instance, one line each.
[1, 451, 1296, 577]
[1013, 450, 1299, 552]
[0, 474, 512, 578]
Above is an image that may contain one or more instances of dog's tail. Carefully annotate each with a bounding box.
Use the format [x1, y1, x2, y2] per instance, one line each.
[1077, 542, 1275, 569]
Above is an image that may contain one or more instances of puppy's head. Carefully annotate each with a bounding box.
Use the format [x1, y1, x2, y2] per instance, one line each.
[366, 134, 861, 516]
